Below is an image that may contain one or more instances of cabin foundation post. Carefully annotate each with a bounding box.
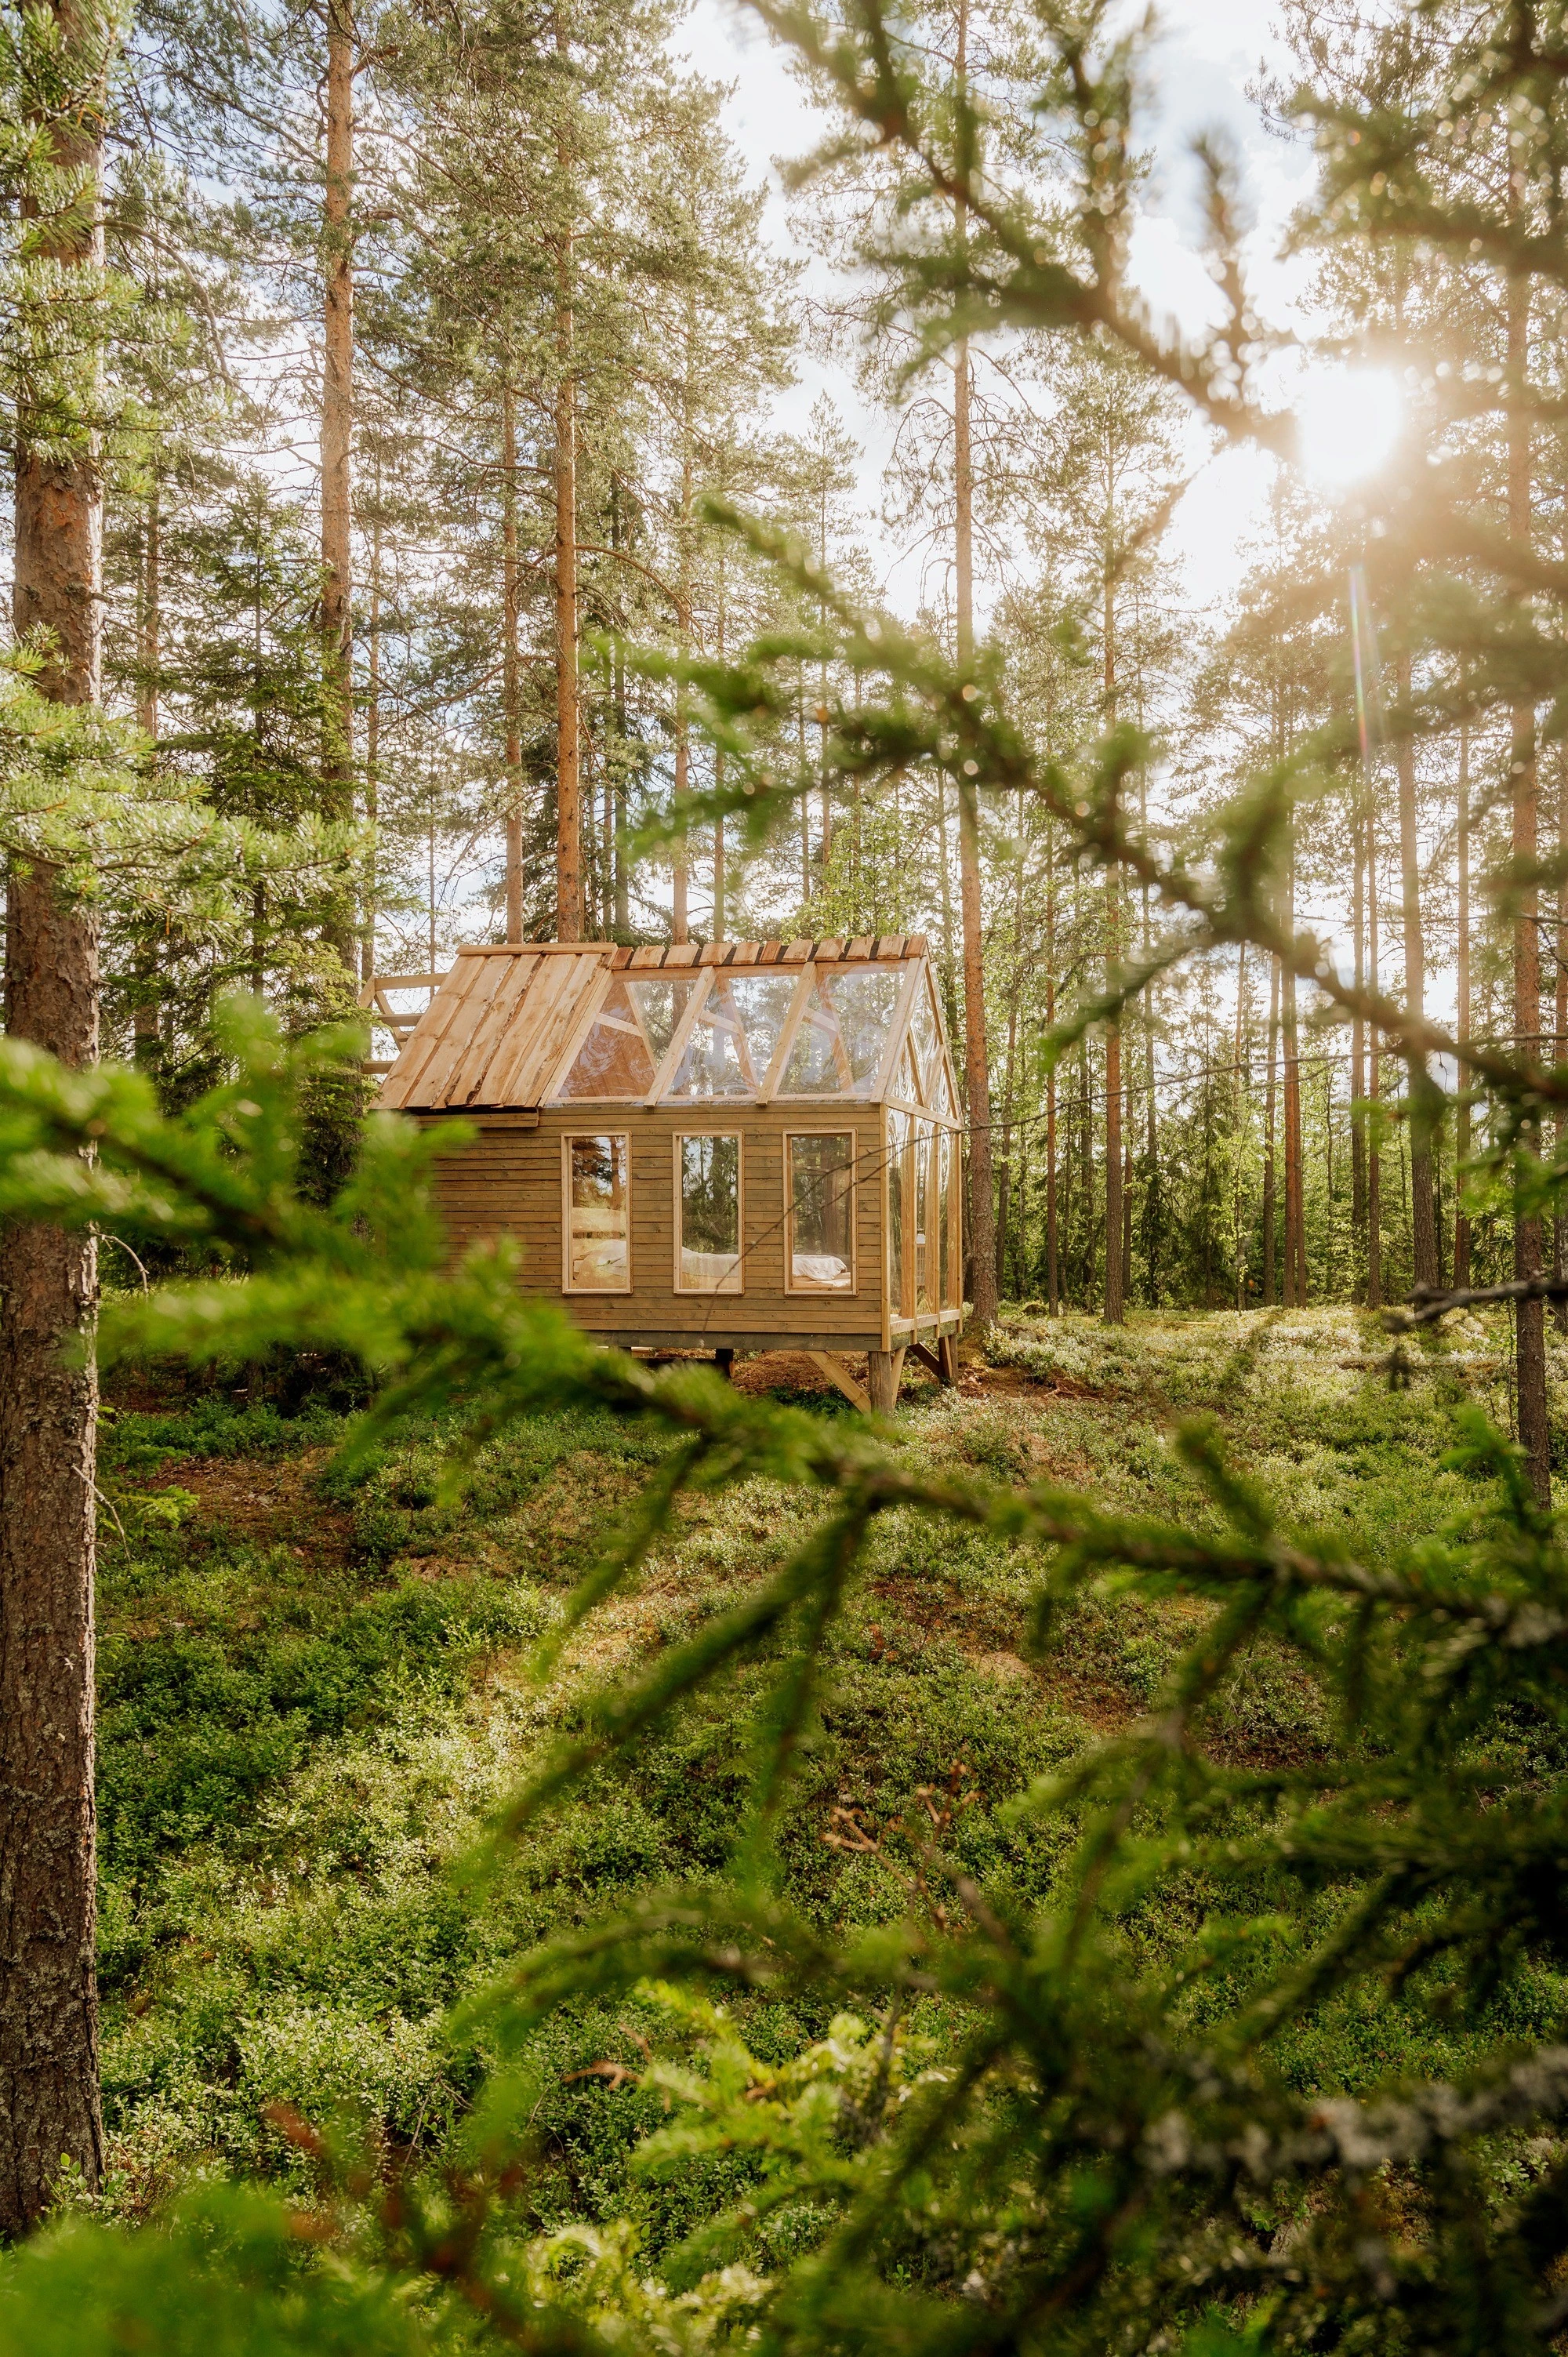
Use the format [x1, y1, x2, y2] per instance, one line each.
[937, 1334, 959, 1386]
[866, 1345, 906, 1412]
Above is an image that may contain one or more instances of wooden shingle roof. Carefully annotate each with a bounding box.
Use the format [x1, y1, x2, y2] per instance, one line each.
[379, 937, 932, 1113]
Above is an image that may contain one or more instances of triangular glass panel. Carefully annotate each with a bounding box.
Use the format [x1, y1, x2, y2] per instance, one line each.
[779, 976, 853, 1095]
[908, 970, 939, 1098]
[557, 976, 657, 1099]
[780, 967, 902, 1097]
[728, 971, 800, 1088]
[626, 976, 699, 1067]
[669, 977, 753, 1099]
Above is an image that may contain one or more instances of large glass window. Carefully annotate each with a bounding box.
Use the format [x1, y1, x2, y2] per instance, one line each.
[557, 978, 657, 1099]
[558, 975, 698, 1100]
[938, 1125, 954, 1309]
[786, 1133, 855, 1292]
[729, 973, 800, 1088]
[827, 968, 903, 1088]
[779, 969, 902, 1098]
[564, 1134, 630, 1291]
[676, 1135, 742, 1292]
[668, 982, 750, 1099]
[908, 973, 939, 1098]
[886, 1109, 908, 1315]
[913, 1120, 932, 1311]
[626, 977, 698, 1067]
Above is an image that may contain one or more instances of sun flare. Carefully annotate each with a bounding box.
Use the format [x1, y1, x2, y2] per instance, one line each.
[1294, 363, 1404, 490]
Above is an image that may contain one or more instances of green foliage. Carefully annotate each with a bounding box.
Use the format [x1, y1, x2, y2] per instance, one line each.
[21, 0, 1568, 2349]
[2, 987, 1568, 2345]
[0, 2190, 439, 2357]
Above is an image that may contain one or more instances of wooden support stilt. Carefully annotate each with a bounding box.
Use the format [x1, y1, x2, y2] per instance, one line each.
[937, 1334, 959, 1386]
[909, 1342, 943, 1382]
[866, 1345, 906, 1412]
[808, 1351, 872, 1412]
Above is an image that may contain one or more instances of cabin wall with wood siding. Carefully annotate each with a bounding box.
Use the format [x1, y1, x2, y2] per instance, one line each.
[421, 1106, 889, 1349]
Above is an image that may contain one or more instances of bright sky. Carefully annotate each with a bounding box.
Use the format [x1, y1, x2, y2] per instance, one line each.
[681, 0, 1323, 617]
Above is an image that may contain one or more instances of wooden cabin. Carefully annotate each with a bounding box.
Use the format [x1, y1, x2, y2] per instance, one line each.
[376, 936, 966, 1410]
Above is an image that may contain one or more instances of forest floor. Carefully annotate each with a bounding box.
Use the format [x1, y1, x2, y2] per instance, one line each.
[87, 1302, 1568, 2243]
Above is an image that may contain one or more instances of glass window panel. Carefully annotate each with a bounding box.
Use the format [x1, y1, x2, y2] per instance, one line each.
[566, 1135, 629, 1291]
[914, 1120, 932, 1310]
[938, 1125, 954, 1309]
[779, 977, 851, 1095]
[929, 1053, 956, 1121]
[895, 1041, 921, 1105]
[788, 1133, 855, 1291]
[822, 967, 902, 1089]
[886, 1109, 907, 1315]
[728, 971, 799, 1088]
[669, 978, 753, 1099]
[908, 973, 939, 1099]
[677, 1135, 742, 1291]
[557, 978, 657, 1099]
[626, 976, 698, 1068]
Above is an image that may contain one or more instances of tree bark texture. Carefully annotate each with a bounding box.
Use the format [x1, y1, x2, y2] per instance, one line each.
[1509, 276, 1550, 1504]
[1282, 852, 1305, 1306]
[133, 481, 161, 1060]
[1454, 723, 1471, 1288]
[1394, 658, 1438, 1293]
[1546, 735, 1555, 1338]
[672, 339, 693, 945]
[321, 0, 355, 975]
[1367, 813, 1383, 1312]
[1, 0, 106, 2227]
[1351, 801, 1366, 1289]
[953, 326, 996, 1331]
[1045, 823, 1058, 1316]
[362, 487, 380, 984]
[502, 374, 524, 942]
[1262, 953, 1278, 1307]
[554, 242, 582, 938]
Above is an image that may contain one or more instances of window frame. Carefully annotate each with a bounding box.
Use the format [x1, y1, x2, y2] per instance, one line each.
[561, 1131, 633, 1295]
[783, 1128, 858, 1297]
[673, 1131, 745, 1295]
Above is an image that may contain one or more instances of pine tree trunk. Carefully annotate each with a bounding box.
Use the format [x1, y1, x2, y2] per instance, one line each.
[1046, 823, 1058, 1317]
[1510, 271, 1550, 1502]
[1100, 533, 1122, 1324]
[1233, 945, 1248, 1306]
[554, 249, 582, 939]
[321, 0, 355, 975]
[133, 478, 161, 1062]
[502, 374, 524, 942]
[953, 329, 996, 1334]
[1351, 799, 1367, 1293]
[0, 0, 106, 2226]
[1282, 848, 1305, 1306]
[1546, 739, 1555, 1329]
[1104, 932, 1123, 1323]
[1283, 959, 1302, 1306]
[713, 579, 727, 939]
[1395, 656, 1438, 1292]
[362, 498, 380, 984]
[1262, 953, 1278, 1306]
[672, 349, 693, 946]
[1368, 812, 1383, 1312]
[995, 793, 1025, 1295]
[1455, 722, 1471, 1288]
